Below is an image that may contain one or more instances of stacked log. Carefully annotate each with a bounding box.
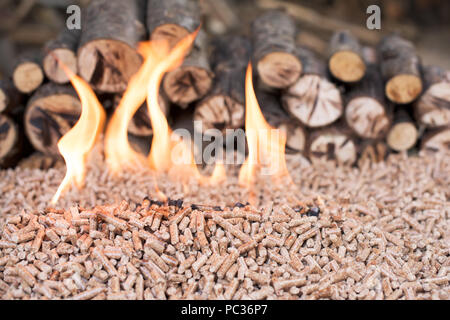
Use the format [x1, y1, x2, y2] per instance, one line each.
[251, 11, 302, 89]
[1, 3, 449, 169]
[194, 35, 249, 136]
[282, 47, 343, 128]
[77, 0, 146, 93]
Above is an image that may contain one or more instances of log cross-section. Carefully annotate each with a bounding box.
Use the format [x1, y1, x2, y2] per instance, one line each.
[147, 0, 201, 50]
[345, 65, 392, 139]
[78, 0, 146, 93]
[378, 34, 423, 104]
[43, 29, 80, 84]
[414, 65, 450, 128]
[25, 84, 81, 156]
[194, 35, 249, 135]
[252, 10, 302, 89]
[328, 31, 366, 83]
[0, 114, 22, 169]
[282, 48, 343, 128]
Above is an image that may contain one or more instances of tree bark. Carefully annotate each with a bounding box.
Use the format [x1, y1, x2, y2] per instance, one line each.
[252, 10, 302, 89]
[345, 65, 392, 139]
[163, 30, 213, 107]
[257, 90, 306, 154]
[421, 126, 450, 154]
[193, 35, 249, 135]
[146, 0, 201, 49]
[414, 65, 450, 128]
[0, 79, 22, 113]
[78, 0, 146, 93]
[328, 30, 366, 83]
[386, 107, 419, 152]
[378, 34, 423, 104]
[12, 50, 44, 94]
[307, 123, 357, 166]
[43, 29, 80, 84]
[282, 47, 343, 128]
[0, 114, 23, 168]
[24, 83, 81, 155]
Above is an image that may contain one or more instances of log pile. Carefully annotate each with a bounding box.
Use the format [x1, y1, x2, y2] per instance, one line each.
[0, 1, 449, 170]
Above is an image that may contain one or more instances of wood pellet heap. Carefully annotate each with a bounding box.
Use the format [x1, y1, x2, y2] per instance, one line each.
[0, 149, 448, 300]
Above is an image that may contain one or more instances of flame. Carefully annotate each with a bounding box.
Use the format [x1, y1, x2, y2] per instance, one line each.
[104, 42, 161, 174]
[239, 63, 290, 188]
[51, 64, 106, 204]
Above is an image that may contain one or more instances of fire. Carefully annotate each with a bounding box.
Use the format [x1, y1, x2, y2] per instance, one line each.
[104, 42, 162, 174]
[51, 64, 106, 204]
[239, 63, 290, 188]
[106, 28, 224, 189]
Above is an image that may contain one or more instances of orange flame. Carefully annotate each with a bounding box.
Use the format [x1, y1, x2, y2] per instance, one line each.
[51, 64, 106, 204]
[105, 42, 161, 174]
[239, 63, 290, 189]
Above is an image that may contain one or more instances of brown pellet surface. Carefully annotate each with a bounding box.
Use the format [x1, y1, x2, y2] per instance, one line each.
[0, 146, 449, 300]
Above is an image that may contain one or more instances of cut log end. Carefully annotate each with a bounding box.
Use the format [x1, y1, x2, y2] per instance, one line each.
[387, 122, 418, 152]
[283, 75, 343, 128]
[25, 89, 81, 155]
[415, 82, 450, 128]
[43, 48, 77, 84]
[309, 132, 357, 166]
[194, 95, 245, 133]
[164, 66, 213, 106]
[78, 39, 142, 93]
[386, 74, 423, 104]
[257, 52, 302, 89]
[0, 115, 21, 168]
[150, 24, 190, 50]
[0, 90, 6, 113]
[13, 62, 44, 94]
[421, 127, 450, 153]
[329, 51, 366, 83]
[279, 123, 306, 153]
[346, 97, 390, 139]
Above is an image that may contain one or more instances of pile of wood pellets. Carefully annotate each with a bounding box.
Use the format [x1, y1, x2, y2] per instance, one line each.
[0, 195, 448, 300]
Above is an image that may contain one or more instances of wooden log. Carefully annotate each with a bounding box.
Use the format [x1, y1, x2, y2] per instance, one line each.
[78, 0, 146, 93]
[307, 124, 357, 166]
[43, 29, 80, 84]
[146, 0, 201, 49]
[251, 10, 302, 89]
[257, 90, 306, 154]
[386, 108, 419, 152]
[378, 34, 423, 104]
[0, 79, 22, 113]
[414, 65, 450, 128]
[24, 83, 81, 156]
[125, 92, 170, 137]
[163, 30, 213, 107]
[345, 65, 392, 139]
[421, 126, 450, 154]
[328, 31, 366, 83]
[0, 114, 23, 168]
[18, 153, 64, 170]
[282, 48, 343, 128]
[193, 35, 249, 135]
[358, 140, 388, 167]
[12, 50, 44, 94]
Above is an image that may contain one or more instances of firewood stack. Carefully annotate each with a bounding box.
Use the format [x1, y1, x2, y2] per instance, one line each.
[0, 0, 449, 170]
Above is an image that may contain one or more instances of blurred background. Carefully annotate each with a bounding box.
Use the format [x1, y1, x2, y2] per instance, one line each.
[0, 0, 450, 80]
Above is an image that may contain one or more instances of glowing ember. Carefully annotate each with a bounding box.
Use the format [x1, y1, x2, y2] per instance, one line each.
[239, 63, 291, 188]
[51, 64, 106, 204]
